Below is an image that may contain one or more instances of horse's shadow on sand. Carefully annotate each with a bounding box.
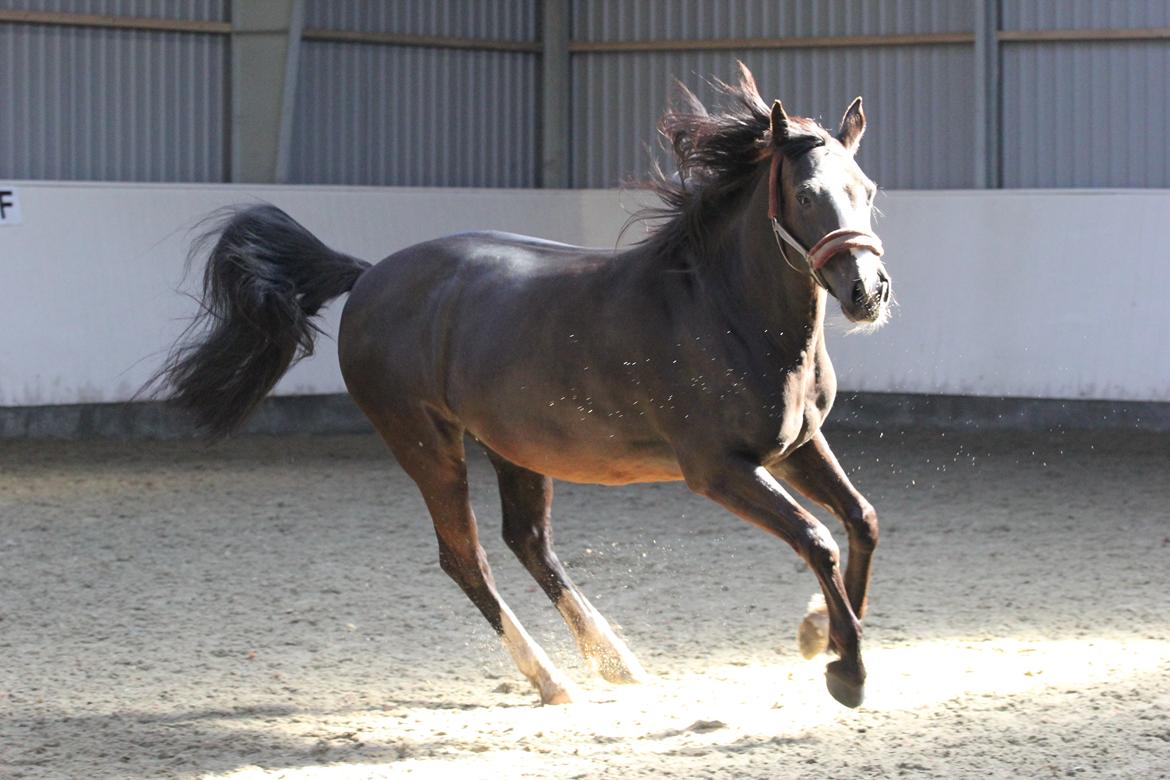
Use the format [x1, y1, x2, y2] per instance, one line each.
[0, 696, 819, 778]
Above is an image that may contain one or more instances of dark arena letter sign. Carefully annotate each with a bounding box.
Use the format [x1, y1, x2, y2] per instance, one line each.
[0, 188, 22, 225]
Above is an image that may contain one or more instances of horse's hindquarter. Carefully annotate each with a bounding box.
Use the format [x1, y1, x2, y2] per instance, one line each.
[339, 239, 465, 409]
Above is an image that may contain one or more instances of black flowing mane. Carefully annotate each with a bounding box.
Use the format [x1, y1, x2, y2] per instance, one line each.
[638, 66, 830, 262]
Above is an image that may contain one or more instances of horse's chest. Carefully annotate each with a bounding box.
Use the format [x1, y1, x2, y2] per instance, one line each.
[751, 359, 836, 462]
[655, 342, 833, 453]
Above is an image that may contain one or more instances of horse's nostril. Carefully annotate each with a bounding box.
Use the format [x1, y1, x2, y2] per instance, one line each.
[851, 280, 866, 306]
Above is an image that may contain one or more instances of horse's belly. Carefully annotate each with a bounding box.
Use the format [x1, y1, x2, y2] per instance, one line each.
[506, 450, 685, 486]
[470, 421, 684, 486]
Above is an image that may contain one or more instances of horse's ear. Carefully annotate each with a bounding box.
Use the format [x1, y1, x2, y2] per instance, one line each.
[838, 96, 865, 154]
[770, 100, 790, 145]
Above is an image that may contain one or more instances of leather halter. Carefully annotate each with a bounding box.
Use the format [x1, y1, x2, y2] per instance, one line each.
[767, 148, 885, 289]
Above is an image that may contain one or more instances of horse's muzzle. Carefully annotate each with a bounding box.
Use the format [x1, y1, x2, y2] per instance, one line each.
[835, 253, 891, 324]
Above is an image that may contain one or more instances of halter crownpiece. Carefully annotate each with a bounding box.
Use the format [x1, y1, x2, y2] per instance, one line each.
[767, 148, 884, 286]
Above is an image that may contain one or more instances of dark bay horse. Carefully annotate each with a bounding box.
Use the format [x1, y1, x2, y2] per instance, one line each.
[157, 65, 891, 708]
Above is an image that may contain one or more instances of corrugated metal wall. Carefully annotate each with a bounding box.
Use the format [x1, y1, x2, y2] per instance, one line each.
[571, 0, 971, 40]
[1002, 0, 1170, 30]
[3, 1, 1170, 189]
[1001, 0, 1170, 188]
[289, 0, 539, 187]
[570, 0, 974, 190]
[0, 0, 228, 182]
[0, 0, 224, 20]
[302, 0, 535, 41]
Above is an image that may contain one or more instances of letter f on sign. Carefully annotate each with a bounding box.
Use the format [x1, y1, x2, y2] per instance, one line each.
[0, 188, 23, 226]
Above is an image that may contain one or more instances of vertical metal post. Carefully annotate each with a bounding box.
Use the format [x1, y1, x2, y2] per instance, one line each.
[540, 0, 571, 188]
[973, 0, 1001, 188]
[275, 0, 304, 183]
[230, 0, 304, 183]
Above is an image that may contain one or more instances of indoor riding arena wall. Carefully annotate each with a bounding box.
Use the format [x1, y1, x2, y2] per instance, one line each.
[1, 183, 1168, 437]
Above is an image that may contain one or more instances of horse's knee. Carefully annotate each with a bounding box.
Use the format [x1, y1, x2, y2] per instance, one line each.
[438, 539, 485, 587]
[846, 502, 879, 552]
[438, 544, 466, 583]
[503, 519, 547, 562]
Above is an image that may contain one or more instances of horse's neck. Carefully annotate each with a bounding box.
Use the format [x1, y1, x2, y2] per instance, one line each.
[625, 180, 827, 366]
[768, 277, 828, 372]
[714, 211, 828, 364]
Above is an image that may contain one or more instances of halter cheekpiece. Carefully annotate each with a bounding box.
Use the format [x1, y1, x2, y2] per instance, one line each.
[767, 148, 885, 289]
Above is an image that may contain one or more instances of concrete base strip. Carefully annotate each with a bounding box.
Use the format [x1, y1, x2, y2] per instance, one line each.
[1, 392, 1168, 440]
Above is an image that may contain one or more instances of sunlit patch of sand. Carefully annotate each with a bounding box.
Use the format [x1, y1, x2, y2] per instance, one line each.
[202, 637, 1169, 779]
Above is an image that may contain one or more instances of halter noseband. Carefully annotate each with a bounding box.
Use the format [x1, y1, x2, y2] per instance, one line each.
[767, 148, 885, 289]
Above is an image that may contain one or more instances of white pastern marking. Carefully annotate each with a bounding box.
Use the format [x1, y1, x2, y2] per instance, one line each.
[556, 592, 647, 683]
[499, 607, 575, 704]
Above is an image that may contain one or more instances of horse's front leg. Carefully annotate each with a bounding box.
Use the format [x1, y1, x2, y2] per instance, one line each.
[681, 455, 866, 708]
[772, 431, 878, 658]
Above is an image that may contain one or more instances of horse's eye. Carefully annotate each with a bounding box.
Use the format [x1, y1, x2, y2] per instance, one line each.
[796, 193, 812, 208]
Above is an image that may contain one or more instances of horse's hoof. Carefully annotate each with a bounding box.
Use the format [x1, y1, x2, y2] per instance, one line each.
[797, 595, 830, 659]
[539, 681, 577, 706]
[532, 669, 580, 705]
[825, 660, 865, 708]
[599, 661, 649, 685]
[594, 649, 650, 685]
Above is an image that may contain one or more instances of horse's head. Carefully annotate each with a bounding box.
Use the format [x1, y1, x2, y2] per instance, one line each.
[768, 98, 891, 328]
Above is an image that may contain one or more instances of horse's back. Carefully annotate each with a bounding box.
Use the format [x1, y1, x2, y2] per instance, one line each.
[337, 231, 616, 414]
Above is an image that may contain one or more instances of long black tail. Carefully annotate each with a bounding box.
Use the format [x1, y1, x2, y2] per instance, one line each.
[154, 204, 370, 437]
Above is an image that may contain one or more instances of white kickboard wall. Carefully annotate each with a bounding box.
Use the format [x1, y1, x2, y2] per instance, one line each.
[0, 182, 1167, 407]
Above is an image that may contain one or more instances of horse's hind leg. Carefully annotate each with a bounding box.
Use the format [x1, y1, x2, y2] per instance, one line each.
[370, 407, 578, 705]
[487, 451, 648, 684]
